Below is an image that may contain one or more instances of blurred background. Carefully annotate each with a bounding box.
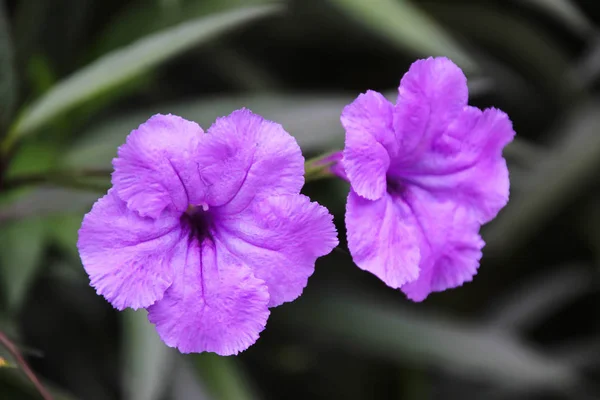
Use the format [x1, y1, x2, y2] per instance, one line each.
[1, 0, 600, 399]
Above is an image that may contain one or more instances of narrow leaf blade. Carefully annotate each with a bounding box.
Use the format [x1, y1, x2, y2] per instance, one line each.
[123, 309, 175, 400]
[7, 5, 281, 144]
[327, 0, 477, 72]
[63, 80, 491, 169]
[193, 353, 260, 400]
[0, 218, 46, 312]
[281, 295, 577, 389]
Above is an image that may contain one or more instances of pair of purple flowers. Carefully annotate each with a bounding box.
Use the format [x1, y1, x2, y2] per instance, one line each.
[78, 57, 515, 355]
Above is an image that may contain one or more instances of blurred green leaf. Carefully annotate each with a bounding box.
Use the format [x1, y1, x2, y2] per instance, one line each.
[171, 358, 213, 400]
[13, 0, 95, 75]
[94, 0, 276, 55]
[0, 187, 97, 223]
[485, 266, 592, 331]
[502, 137, 544, 169]
[515, 0, 593, 36]
[26, 55, 56, 97]
[207, 45, 283, 91]
[64, 80, 509, 170]
[424, 3, 579, 103]
[92, 0, 281, 91]
[283, 295, 577, 389]
[5, 4, 282, 150]
[193, 353, 260, 400]
[123, 309, 174, 400]
[63, 94, 354, 169]
[0, 2, 16, 129]
[485, 101, 600, 256]
[326, 0, 477, 72]
[0, 219, 46, 312]
[5, 142, 60, 178]
[570, 37, 600, 90]
[46, 213, 84, 261]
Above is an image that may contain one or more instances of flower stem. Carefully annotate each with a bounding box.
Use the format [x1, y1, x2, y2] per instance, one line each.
[0, 331, 54, 400]
[304, 151, 343, 182]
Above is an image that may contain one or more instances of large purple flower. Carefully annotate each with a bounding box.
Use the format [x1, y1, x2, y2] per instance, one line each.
[340, 57, 515, 301]
[78, 110, 338, 355]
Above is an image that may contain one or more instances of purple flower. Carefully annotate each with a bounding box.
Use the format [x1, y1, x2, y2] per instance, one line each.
[340, 57, 515, 301]
[77, 110, 338, 355]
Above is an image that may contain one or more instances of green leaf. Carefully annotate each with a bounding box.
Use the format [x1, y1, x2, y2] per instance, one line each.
[13, 0, 96, 75]
[0, 218, 46, 312]
[62, 79, 495, 170]
[122, 309, 175, 400]
[423, 3, 578, 104]
[282, 295, 577, 389]
[326, 0, 477, 72]
[63, 94, 355, 169]
[4, 4, 282, 149]
[516, 0, 593, 36]
[0, 187, 98, 223]
[94, 0, 276, 56]
[26, 55, 57, 97]
[91, 1, 283, 93]
[193, 353, 260, 400]
[485, 101, 600, 256]
[0, 2, 16, 129]
[4, 141, 60, 179]
[486, 266, 592, 332]
[46, 213, 84, 261]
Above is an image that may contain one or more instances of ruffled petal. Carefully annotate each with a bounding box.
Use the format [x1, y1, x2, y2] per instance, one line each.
[345, 190, 421, 288]
[215, 194, 338, 307]
[199, 109, 304, 214]
[397, 107, 514, 223]
[112, 114, 204, 218]
[147, 237, 270, 355]
[341, 90, 396, 200]
[77, 190, 183, 310]
[393, 57, 468, 166]
[398, 186, 485, 301]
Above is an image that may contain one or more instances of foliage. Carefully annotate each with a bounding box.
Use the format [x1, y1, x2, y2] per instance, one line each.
[1, 0, 600, 399]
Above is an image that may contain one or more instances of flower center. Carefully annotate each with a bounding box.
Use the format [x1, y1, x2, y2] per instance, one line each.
[386, 175, 405, 196]
[182, 203, 213, 241]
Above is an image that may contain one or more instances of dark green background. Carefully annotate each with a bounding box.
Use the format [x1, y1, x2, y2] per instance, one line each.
[0, 0, 599, 399]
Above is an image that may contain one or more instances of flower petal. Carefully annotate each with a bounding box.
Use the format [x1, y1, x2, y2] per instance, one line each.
[77, 190, 183, 310]
[199, 109, 304, 214]
[112, 114, 204, 218]
[345, 190, 420, 288]
[398, 186, 485, 301]
[341, 90, 395, 200]
[393, 57, 468, 166]
[215, 194, 338, 307]
[398, 107, 515, 223]
[147, 237, 270, 355]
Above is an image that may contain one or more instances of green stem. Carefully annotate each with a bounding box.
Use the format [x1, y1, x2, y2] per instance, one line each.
[304, 151, 341, 182]
[0, 331, 53, 400]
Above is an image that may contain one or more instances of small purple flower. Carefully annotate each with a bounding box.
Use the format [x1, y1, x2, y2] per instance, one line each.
[340, 57, 515, 301]
[78, 110, 338, 355]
